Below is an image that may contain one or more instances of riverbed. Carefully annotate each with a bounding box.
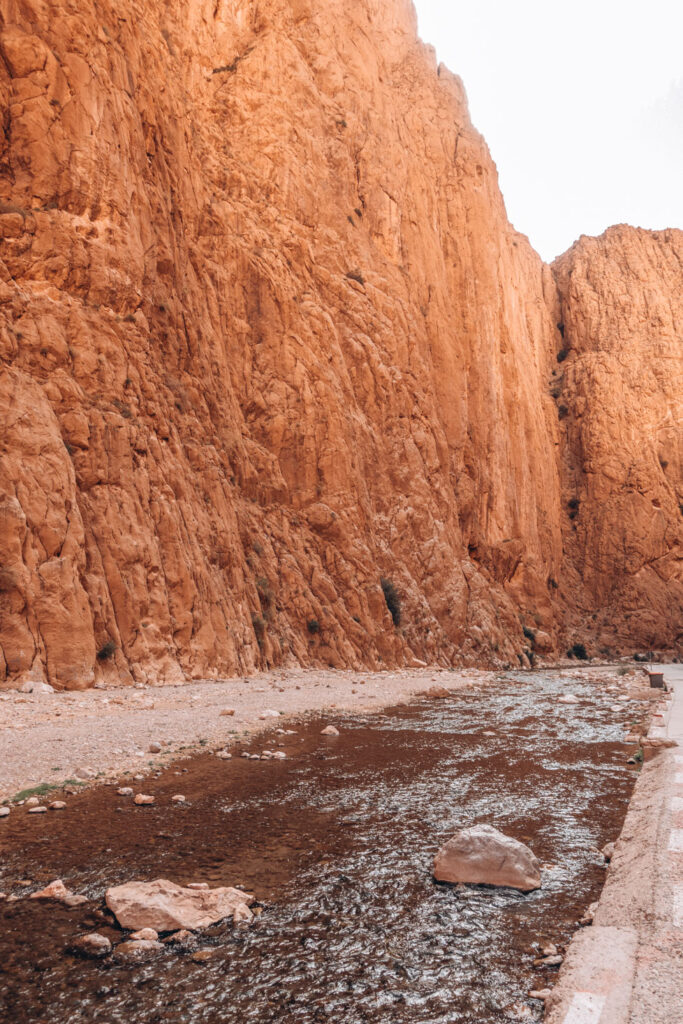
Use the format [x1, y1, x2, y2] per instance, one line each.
[0, 670, 644, 1023]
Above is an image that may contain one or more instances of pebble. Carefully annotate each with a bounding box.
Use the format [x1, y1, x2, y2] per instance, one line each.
[114, 939, 164, 961]
[148, 743, 161, 754]
[75, 767, 95, 780]
[534, 953, 563, 967]
[163, 929, 194, 945]
[220, 708, 235, 717]
[130, 928, 159, 941]
[187, 882, 209, 890]
[190, 948, 220, 963]
[49, 801, 67, 810]
[69, 932, 112, 958]
[482, 731, 496, 737]
[28, 806, 47, 814]
[216, 751, 232, 759]
[117, 787, 134, 796]
[25, 797, 40, 807]
[529, 989, 552, 1001]
[558, 694, 579, 704]
[259, 710, 281, 719]
[134, 794, 155, 805]
[321, 726, 339, 736]
[0, 807, 9, 818]
[272, 751, 287, 759]
[62, 894, 88, 908]
[171, 794, 186, 803]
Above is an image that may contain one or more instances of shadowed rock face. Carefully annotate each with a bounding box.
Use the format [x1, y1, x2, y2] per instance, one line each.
[0, 1, 680, 688]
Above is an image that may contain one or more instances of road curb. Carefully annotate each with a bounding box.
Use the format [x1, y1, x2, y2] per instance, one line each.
[542, 665, 681, 1023]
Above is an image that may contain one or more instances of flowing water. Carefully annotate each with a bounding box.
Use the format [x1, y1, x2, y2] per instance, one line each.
[0, 671, 643, 1024]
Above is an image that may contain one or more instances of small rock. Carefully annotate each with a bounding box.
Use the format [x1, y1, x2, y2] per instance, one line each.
[187, 883, 209, 890]
[240, 752, 250, 759]
[171, 794, 186, 803]
[233, 902, 253, 925]
[130, 928, 159, 941]
[601, 842, 615, 862]
[190, 948, 220, 963]
[62, 894, 88, 908]
[49, 801, 67, 810]
[482, 731, 496, 738]
[25, 797, 40, 808]
[534, 954, 563, 967]
[220, 708, 235, 717]
[216, 751, 232, 760]
[70, 933, 112, 958]
[117, 787, 134, 796]
[20, 680, 54, 694]
[321, 726, 339, 736]
[529, 989, 552, 1001]
[31, 879, 72, 901]
[134, 794, 155, 805]
[0, 807, 10, 818]
[148, 743, 161, 754]
[163, 929, 194, 945]
[28, 806, 47, 814]
[541, 943, 558, 956]
[272, 751, 286, 759]
[425, 685, 450, 698]
[259, 710, 281, 719]
[114, 939, 164, 962]
[75, 767, 95, 780]
[558, 694, 579, 704]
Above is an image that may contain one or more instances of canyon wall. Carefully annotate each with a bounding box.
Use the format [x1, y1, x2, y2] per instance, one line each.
[0, 0, 679, 688]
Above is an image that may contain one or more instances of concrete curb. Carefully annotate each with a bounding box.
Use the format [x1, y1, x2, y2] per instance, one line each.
[542, 665, 682, 1024]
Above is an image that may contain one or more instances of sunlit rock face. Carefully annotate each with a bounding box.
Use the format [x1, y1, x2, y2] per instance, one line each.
[552, 226, 683, 651]
[0, 1, 679, 688]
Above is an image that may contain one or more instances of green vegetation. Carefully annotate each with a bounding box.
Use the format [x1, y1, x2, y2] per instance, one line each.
[12, 782, 58, 803]
[96, 639, 116, 661]
[567, 642, 589, 660]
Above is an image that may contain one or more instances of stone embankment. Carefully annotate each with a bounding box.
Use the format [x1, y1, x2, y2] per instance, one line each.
[545, 664, 682, 1024]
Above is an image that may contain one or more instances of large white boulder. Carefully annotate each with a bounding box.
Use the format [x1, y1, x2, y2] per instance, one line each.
[105, 878, 254, 931]
[433, 824, 541, 891]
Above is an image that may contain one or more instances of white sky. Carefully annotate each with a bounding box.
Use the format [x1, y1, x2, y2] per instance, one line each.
[414, 0, 683, 260]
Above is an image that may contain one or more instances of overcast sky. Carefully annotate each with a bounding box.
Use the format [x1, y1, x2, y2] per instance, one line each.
[414, 0, 683, 260]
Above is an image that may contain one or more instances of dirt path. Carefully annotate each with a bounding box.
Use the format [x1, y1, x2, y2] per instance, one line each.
[0, 666, 499, 800]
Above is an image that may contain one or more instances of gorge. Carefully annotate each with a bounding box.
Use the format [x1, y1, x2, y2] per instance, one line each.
[0, 0, 681, 691]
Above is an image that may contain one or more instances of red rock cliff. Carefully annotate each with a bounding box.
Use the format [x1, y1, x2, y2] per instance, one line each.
[0, 0, 679, 688]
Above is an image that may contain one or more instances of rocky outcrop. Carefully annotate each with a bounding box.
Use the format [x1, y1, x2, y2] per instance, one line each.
[553, 228, 683, 652]
[0, 1, 680, 689]
[433, 823, 541, 891]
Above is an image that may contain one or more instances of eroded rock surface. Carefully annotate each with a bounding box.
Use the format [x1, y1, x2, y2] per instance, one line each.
[0, 2, 680, 689]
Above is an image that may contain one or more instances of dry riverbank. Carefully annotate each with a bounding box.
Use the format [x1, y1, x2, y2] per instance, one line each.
[0, 666, 502, 800]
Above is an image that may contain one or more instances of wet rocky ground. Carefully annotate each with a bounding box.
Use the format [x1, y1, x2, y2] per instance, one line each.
[0, 670, 646, 1023]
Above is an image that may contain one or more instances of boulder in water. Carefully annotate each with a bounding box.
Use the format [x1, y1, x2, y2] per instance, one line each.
[106, 878, 254, 931]
[434, 824, 541, 891]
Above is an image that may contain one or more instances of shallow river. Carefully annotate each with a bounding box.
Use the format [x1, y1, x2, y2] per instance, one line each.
[0, 671, 642, 1024]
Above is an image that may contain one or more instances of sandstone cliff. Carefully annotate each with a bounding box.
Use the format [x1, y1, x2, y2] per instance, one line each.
[0, 0, 679, 689]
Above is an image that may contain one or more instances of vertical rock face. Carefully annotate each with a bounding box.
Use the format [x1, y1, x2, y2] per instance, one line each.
[553, 227, 683, 650]
[0, 1, 679, 688]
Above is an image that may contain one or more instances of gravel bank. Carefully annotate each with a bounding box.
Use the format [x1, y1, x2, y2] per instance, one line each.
[0, 666, 498, 799]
